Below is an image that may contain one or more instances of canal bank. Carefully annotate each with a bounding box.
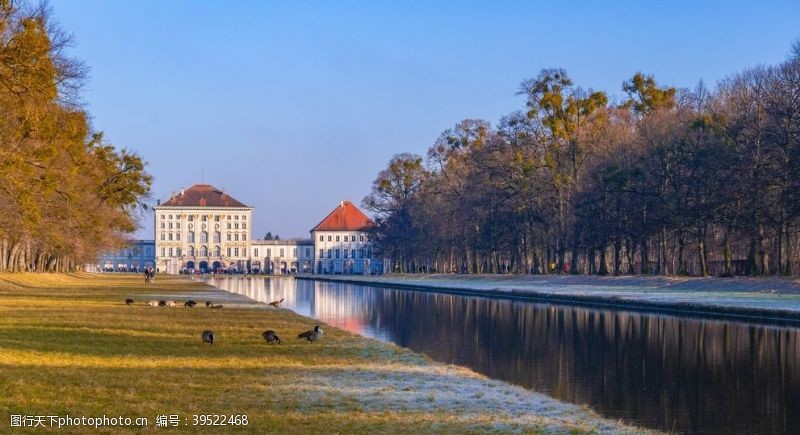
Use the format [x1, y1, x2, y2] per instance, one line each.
[0, 273, 643, 434]
[298, 274, 800, 324]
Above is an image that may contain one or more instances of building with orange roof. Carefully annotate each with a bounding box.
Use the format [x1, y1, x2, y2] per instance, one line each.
[152, 185, 379, 275]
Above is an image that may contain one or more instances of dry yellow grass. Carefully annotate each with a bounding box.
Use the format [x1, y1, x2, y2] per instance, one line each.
[0, 273, 645, 434]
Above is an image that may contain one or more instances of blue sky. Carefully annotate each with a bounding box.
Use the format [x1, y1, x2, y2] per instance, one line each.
[49, 0, 800, 239]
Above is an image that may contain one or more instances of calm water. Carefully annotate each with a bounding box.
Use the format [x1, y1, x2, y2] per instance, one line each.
[211, 276, 800, 434]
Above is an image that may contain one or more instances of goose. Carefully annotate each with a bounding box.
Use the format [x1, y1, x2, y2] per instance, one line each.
[201, 330, 214, 346]
[146, 300, 159, 307]
[125, 298, 134, 305]
[165, 300, 176, 307]
[184, 300, 197, 308]
[262, 330, 281, 344]
[209, 304, 223, 309]
[297, 325, 323, 343]
[158, 300, 167, 307]
[268, 298, 285, 308]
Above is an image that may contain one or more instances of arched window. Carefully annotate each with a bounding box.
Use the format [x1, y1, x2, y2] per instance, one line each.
[188, 232, 195, 243]
[200, 232, 208, 243]
[200, 246, 208, 256]
[188, 246, 195, 256]
[214, 246, 220, 256]
[213, 232, 220, 243]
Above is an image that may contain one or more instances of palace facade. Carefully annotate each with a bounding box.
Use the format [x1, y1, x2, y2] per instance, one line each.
[152, 184, 380, 274]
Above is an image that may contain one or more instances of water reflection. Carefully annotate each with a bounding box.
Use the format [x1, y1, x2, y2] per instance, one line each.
[211, 276, 800, 434]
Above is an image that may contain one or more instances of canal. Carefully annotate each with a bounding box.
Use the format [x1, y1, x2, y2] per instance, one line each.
[211, 276, 800, 434]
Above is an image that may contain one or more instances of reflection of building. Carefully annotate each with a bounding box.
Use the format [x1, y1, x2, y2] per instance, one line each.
[152, 184, 381, 275]
[153, 184, 253, 274]
[85, 240, 155, 272]
[311, 201, 380, 274]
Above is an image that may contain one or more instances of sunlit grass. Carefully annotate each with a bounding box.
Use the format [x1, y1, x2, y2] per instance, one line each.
[0, 273, 642, 433]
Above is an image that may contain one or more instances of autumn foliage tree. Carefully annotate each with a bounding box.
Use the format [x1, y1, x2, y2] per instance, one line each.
[366, 42, 800, 277]
[0, 1, 151, 272]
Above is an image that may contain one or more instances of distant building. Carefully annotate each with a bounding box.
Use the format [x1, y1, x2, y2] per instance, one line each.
[85, 240, 155, 273]
[151, 184, 380, 275]
[153, 184, 253, 274]
[311, 200, 380, 274]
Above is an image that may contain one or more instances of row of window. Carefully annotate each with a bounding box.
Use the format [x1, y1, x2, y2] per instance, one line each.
[318, 248, 371, 259]
[160, 246, 245, 257]
[159, 232, 248, 242]
[160, 214, 247, 221]
[319, 234, 368, 242]
[160, 222, 248, 230]
[252, 248, 312, 258]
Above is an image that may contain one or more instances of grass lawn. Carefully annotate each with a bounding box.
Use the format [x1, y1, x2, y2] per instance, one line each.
[0, 273, 643, 434]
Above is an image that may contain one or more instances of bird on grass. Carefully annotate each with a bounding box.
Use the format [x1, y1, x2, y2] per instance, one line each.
[209, 304, 223, 309]
[184, 300, 197, 308]
[125, 298, 134, 305]
[165, 300, 176, 307]
[262, 330, 281, 344]
[202, 330, 214, 346]
[268, 298, 285, 308]
[146, 300, 159, 307]
[205, 301, 213, 307]
[158, 300, 167, 307]
[297, 325, 323, 343]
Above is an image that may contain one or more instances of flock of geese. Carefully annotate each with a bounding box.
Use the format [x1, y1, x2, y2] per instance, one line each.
[124, 297, 324, 346]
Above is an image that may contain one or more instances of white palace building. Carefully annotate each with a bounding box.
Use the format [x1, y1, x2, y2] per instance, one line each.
[153, 184, 380, 275]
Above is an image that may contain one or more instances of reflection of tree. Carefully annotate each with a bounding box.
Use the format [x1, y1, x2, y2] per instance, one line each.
[321, 282, 800, 433]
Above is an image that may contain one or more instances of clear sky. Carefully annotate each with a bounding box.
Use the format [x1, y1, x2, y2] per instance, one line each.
[49, 0, 800, 240]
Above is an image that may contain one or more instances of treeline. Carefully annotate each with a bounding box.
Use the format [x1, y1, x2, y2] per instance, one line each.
[365, 43, 800, 276]
[0, 2, 150, 272]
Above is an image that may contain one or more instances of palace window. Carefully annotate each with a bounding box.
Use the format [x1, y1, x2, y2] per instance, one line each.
[227, 234, 231, 241]
[336, 235, 340, 242]
[160, 233, 165, 241]
[213, 232, 220, 243]
[242, 223, 247, 229]
[326, 249, 331, 258]
[227, 215, 231, 220]
[234, 248, 239, 257]
[201, 216, 207, 222]
[335, 249, 340, 259]
[319, 235, 323, 241]
[227, 247, 231, 257]
[176, 223, 181, 229]
[188, 246, 194, 256]
[351, 235, 356, 242]
[188, 232, 195, 243]
[266, 249, 271, 257]
[200, 246, 208, 256]
[168, 233, 173, 241]
[176, 248, 181, 256]
[214, 246, 220, 256]
[188, 216, 194, 222]
[319, 249, 324, 258]
[234, 234, 239, 241]
[328, 236, 332, 242]
[168, 248, 173, 257]
[214, 216, 220, 222]
[293, 248, 297, 257]
[305, 248, 311, 257]
[344, 249, 348, 258]
[242, 216, 246, 220]
[243, 234, 247, 241]
[160, 248, 165, 256]
[235, 215, 239, 220]
[200, 232, 208, 243]
[168, 223, 173, 229]
[254, 249, 259, 257]
[227, 223, 231, 229]
[360, 235, 365, 241]
[234, 223, 238, 229]
[280, 248, 285, 257]
[176, 233, 181, 241]
[169, 215, 173, 219]
[351, 249, 356, 258]
[160, 222, 165, 229]
[160, 214, 165, 220]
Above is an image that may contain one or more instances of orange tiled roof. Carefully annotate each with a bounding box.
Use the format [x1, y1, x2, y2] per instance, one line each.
[311, 201, 373, 232]
[159, 184, 249, 208]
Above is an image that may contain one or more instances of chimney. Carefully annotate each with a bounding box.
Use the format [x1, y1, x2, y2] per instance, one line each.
[340, 200, 344, 208]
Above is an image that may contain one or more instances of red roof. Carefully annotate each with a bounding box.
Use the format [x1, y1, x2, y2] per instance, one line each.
[311, 201, 373, 232]
[159, 184, 250, 208]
